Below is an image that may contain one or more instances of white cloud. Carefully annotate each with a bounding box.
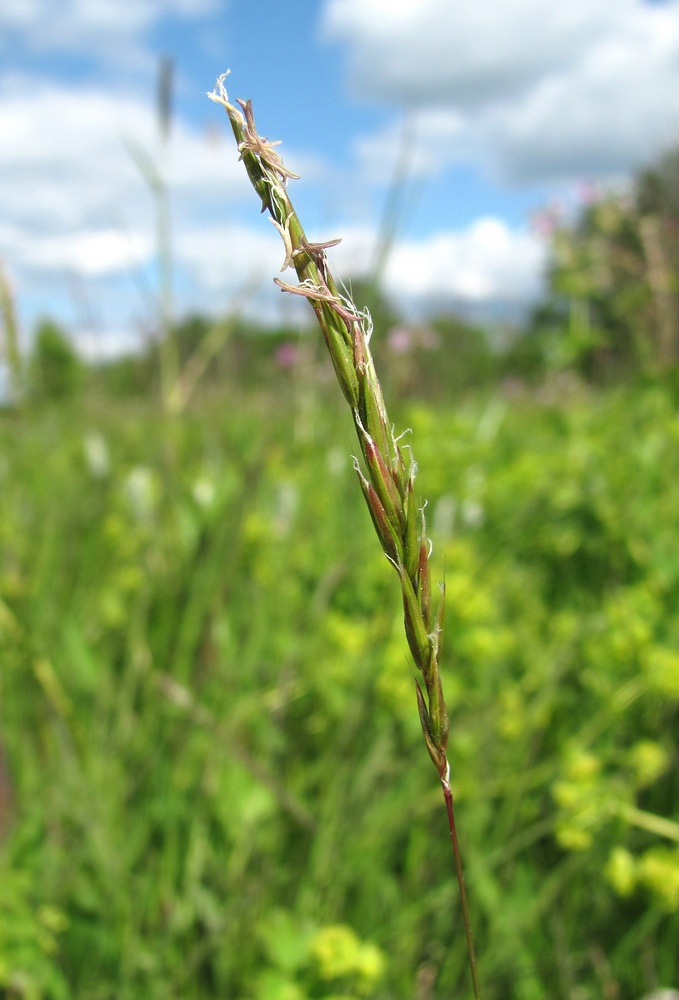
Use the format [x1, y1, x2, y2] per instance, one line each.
[176, 223, 289, 292]
[384, 219, 547, 306]
[15, 229, 154, 277]
[0, 0, 217, 60]
[322, 0, 679, 183]
[0, 77, 249, 274]
[0, 0, 41, 30]
[488, 12, 679, 182]
[325, 223, 378, 278]
[323, 0, 607, 107]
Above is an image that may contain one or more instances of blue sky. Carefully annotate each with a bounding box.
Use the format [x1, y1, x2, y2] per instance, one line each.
[2, 0, 679, 357]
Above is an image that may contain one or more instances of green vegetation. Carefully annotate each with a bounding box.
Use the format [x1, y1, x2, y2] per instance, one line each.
[517, 148, 679, 384]
[2, 107, 679, 1000]
[1, 369, 678, 998]
[27, 320, 84, 403]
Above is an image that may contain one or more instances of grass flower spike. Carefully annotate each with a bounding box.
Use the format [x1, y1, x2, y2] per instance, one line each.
[209, 72, 480, 999]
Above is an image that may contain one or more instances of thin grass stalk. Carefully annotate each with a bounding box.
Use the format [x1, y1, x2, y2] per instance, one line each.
[156, 57, 177, 414]
[209, 73, 480, 999]
[125, 57, 177, 414]
[0, 261, 22, 405]
[371, 113, 418, 288]
[167, 278, 257, 414]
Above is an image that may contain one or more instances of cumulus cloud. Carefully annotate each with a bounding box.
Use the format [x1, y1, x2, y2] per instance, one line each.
[322, 0, 679, 183]
[323, 0, 607, 107]
[0, 77, 250, 276]
[489, 14, 679, 182]
[0, 0, 42, 31]
[10, 229, 154, 278]
[386, 220, 546, 304]
[176, 223, 291, 292]
[0, 0, 217, 62]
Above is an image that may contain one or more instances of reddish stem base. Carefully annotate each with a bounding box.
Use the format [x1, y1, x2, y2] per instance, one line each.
[441, 766, 481, 1000]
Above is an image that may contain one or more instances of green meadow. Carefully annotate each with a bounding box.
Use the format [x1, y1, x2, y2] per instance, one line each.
[1, 355, 678, 998]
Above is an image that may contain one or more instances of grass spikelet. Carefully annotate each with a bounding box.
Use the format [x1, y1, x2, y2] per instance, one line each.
[209, 72, 481, 999]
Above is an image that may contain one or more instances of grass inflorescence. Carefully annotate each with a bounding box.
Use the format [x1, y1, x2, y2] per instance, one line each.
[209, 72, 480, 997]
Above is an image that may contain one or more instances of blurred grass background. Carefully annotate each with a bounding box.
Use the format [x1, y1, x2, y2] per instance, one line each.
[2, 136, 679, 1000]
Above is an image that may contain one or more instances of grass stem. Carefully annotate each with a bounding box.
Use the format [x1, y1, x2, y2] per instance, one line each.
[442, 771, 481, 1000]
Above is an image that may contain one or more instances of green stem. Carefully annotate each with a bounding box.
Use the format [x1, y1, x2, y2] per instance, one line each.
[618, 803, 679, 844]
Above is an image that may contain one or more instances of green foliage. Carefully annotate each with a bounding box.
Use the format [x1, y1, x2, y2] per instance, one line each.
[0, 377, 678, 998]
[28, 320, 83, 402]
[515, 144, 679, 382]
[0, 867, 68, 999]
[251, 912, 385, 1000]
[94, 315, 321, 403]
[638, 147, 679, 226]
[372, 314, 497, 401]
